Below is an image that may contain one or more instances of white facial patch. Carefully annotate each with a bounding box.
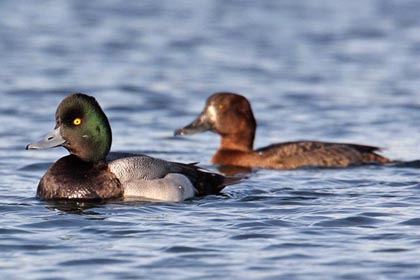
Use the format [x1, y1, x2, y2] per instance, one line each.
[206, 104, 217, 122]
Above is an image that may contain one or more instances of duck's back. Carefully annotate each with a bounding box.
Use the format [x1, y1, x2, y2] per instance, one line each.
[38, 155, 123, 200]
[255, 141, 392, 169]
[107, 152, 185, 181]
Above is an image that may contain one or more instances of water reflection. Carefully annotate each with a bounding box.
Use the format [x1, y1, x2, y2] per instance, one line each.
[43, 200, 108, 216]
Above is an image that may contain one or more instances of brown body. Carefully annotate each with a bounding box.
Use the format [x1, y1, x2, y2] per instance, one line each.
[212, 141, 390, 169]
[175, 92, 392, 170]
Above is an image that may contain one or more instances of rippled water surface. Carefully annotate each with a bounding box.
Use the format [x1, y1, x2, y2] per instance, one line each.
[1, 1, 420, 279]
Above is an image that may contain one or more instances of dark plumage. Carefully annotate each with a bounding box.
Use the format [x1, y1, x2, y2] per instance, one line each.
[37, 155, 122, 201]
[175, 92, 392, 170]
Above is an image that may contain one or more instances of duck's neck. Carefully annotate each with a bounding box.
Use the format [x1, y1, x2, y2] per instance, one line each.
[219, 131, 254, 152]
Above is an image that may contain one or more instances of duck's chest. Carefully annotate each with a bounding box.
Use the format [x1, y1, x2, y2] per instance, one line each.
[37, 156, 123, 200]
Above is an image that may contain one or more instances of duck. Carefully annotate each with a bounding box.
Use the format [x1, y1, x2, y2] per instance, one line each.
[26, 93, 239, 202]
[174, 92, 392, 170]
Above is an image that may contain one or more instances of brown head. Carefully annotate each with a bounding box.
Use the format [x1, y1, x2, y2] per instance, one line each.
[175, 92, 256, 152]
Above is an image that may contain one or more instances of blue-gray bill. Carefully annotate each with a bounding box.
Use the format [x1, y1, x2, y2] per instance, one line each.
[26, 127, 65, 150]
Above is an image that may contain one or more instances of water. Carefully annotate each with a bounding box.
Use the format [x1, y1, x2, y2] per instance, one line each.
[1, 0, 420, 279]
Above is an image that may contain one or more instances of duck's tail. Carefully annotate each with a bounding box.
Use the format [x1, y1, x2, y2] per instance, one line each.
[197, 170, 243, 196]
[175, 162, 243, 196]
[347, 144, 393, 164]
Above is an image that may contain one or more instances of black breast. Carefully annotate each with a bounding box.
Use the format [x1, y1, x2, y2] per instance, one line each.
[37, 155, 123, 201]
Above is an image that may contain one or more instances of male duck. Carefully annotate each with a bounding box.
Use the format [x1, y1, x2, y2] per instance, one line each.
[26, 93, 239, 202]
[175, 92, 392, 169]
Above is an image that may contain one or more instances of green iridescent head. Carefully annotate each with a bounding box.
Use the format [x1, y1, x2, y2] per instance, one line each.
[27, 93, 112, 162]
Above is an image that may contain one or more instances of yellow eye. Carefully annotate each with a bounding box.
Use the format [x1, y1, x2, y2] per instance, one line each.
[73, 118, 82, 126]
[218, 104, 224, 110]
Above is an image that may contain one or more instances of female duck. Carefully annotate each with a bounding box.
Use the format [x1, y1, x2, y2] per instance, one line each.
[175, 92, 392, 169]
[27, 93, 238, 202]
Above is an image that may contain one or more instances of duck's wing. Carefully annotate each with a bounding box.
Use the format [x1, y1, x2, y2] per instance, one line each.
[107, 152, 241, 196]
[256, 141, 392, 168]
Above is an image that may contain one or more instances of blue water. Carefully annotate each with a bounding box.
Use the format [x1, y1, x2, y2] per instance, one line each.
[1, 0, 420, 279]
